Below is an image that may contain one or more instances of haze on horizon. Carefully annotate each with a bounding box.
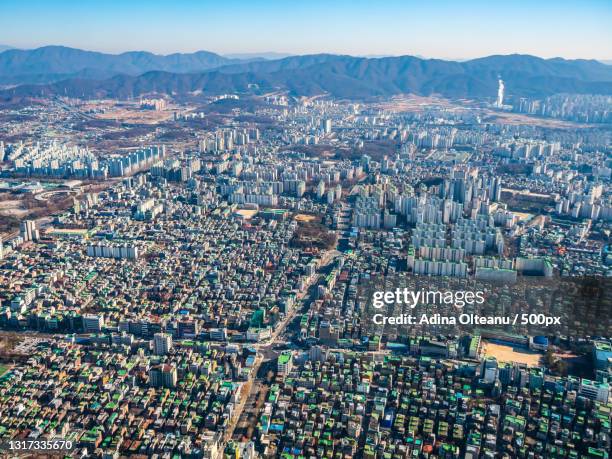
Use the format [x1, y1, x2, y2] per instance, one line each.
[0, 0, 611, 61]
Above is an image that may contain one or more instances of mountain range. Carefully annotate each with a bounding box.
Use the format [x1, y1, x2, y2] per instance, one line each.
[0, 46, 249, 85]
[1, 46, 612, 100]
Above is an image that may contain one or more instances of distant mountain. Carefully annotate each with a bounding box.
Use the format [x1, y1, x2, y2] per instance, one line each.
[0, 45, 14, 52]
[224, 52, 293, 60]
[0, 45, 245, 84]
[2, 52, 612, 100]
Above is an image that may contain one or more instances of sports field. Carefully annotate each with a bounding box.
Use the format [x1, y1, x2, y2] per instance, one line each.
[483, 341, 543, 367]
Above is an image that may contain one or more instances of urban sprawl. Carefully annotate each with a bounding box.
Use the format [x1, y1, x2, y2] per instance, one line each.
[0, 91, 610, 459]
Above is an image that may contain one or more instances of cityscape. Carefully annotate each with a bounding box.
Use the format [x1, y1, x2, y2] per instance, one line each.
[0, 1, 611, 458]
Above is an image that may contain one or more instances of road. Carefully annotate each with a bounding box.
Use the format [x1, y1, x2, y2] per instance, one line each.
[219, 248, 338, 454]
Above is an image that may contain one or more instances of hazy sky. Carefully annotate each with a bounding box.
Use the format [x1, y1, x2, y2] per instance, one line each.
[1, 0, 610, 60]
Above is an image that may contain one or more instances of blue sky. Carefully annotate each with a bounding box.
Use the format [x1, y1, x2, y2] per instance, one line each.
[1, 0, 610, 59]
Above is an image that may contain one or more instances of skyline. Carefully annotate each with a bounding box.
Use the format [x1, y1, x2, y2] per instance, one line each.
[0, 0, 611, 60]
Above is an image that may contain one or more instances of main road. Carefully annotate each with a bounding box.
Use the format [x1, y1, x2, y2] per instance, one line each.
[220, 248, 339, 453]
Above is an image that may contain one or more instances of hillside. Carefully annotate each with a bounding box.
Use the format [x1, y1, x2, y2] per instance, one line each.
[0, 45, 246, 84]
[2, 49, 612, 100]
